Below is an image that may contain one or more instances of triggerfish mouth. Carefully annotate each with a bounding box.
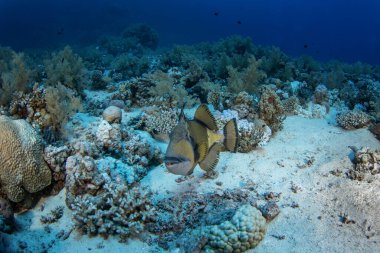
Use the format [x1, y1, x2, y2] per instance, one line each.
[165, 104, 239, 176]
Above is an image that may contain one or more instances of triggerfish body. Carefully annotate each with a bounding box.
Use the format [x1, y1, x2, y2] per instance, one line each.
[165, 104, 239, 176]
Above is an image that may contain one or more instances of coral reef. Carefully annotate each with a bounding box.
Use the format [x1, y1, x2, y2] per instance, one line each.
[237, 119, 272, 152]
[201, 205, 267, 253]
[231, 91, 257, 120]
[123, 134, 163, 167]
[122, 23, 159, 50]
[147, 70, 198, 107]
[0, 116, 51, 203]
[71, 181, 154, 242]
[336, 110, 372, 130]
[0, 197, 14, 233]
[313, 84, 329, 105]
[65, 154, 105, 199]
[137, 106, 178, 140]
[227, 56, 266, 94]
[0, 52, 30, 105]
[370, 123, 380, 140]
[258, 87, 285, 133]
[45, 83, 82, 136]
[148, 187, 258, 250]
[102, 106, 122, 124]
[44, 145, 70, 194]
[214, 109, 271, 152]
[348, 147, 380, 181]
[96, 120, 122, 151]
[40, 206, 64, 224]
[283, 96, 300, 115]
[44, 46, 87, 91]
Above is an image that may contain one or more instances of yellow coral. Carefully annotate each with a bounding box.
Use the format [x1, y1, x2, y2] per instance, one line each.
[0, 116, 51, 202]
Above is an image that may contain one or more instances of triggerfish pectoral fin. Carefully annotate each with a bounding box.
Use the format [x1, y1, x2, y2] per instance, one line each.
[199, 143, 223, 172]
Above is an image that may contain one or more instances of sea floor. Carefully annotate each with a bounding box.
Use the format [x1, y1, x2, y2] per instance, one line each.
[1, 115, 379, 253]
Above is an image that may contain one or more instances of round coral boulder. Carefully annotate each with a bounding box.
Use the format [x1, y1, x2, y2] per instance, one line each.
[0, 116, 52, 202]
[102, 106, 122, 123]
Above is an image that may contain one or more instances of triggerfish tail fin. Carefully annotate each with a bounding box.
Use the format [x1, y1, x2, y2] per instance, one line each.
[199, 143, 223, 172]
[223, 118, 239, 152]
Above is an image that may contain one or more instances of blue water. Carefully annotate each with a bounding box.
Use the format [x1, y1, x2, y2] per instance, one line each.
[0, 0, 379, 65]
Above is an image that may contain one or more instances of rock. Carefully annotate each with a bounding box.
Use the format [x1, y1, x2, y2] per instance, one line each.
[259, 201, 280, 222]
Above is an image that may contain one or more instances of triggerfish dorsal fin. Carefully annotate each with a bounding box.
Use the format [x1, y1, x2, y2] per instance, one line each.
[197, 142, 208, 162]
[199, 143, 223, 172]
[223, 118, 239, 152]
[178, 103, 186, 121]
[194, 104, 218, 131]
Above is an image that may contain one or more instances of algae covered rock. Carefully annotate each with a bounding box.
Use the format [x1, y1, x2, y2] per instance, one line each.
[0, 116, 51, 202]
[202, 205, 267, 253]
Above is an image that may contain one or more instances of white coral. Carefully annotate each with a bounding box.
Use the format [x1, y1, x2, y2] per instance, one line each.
[96, 120, 121, 149]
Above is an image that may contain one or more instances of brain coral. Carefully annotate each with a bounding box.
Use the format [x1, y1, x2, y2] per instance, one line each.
[202, 205, 267, 253]
[0, 116, 51, 202]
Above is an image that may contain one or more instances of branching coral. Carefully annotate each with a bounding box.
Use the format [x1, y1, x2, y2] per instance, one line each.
[237, 119, 272, 153]
[0, 116, 51, 203]
[45, 83, 82, 136]
[0, 52, 30, 105]
[111, 53, 150, 79]
[147, 70, 198, 107]
[214, 110, 271, 152]
[231, 91, 257, 120]
[44, 145, 70, 194]
[123, 134, 163, 167]
[138, 106, 178, 140]
[336, 110, 372, 130]
[44, 46, 87, 91]
[65, 154, 105, 199]
[283, 96, 300, 115]
[71, 181, 154, 242]
[227, 55, 266, 94]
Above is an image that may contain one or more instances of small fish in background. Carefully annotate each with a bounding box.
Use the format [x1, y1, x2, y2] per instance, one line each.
[57, 27, 64, 36]
[237, 20, 242, 25]
[303, 44, 309, 49]
[214, 11, 219, 16]
[165, 104, 238, 176]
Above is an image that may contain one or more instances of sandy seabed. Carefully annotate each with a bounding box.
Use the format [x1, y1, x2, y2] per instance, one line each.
[1, 115, 379, 253]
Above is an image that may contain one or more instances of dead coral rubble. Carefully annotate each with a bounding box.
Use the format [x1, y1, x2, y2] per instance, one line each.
[348, 147, 380, 181]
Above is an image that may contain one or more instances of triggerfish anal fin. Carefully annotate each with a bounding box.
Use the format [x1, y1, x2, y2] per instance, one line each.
[223, 118, 239, 153]
[194, 104, 218, 131]
[199, 143, 223, 172]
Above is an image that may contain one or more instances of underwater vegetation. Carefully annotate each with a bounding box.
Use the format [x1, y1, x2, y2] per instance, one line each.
[0, 23, 380, 252]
